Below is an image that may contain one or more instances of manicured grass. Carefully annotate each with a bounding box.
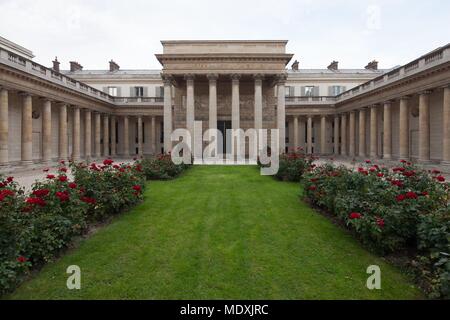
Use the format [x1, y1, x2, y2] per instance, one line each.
[8, 166, 422, 299]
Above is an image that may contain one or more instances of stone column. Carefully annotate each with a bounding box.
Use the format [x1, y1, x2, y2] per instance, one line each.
[370, 105, 378, 158]
[0, 88, 8, 165]
[137, 116, 143, 156]
[208, 74, 218, 133]
[334, 115, 339, 155]
[254, 74, 264, 130]
[399, 97, 410, 160]
[383, 101, 392, 160]
[320, 115, 326, 154]
[419, 91, 431, 162]
[307, 115, 313, 154]
[293, 116, 299, 149]
[163, 76, 172, 153]
[94, 112, 101, 158]
[277, 75, 287, 153]
[231, 74, 240, 130]
[110, 115, 116, 157]
[84, 109, 91, 160]
[349, 111, 355, 157]
[123, 115, 129, 156]
[340, 113, 347, 156]
[442, 86, 450, 164]
[20, 94, 33, 164]
[41, 99, 52, 164]
[103, 114, 109, 157]
[72, 106, 80, 161]
[151, 116, 156, 154]
[58, 103, 68, 162]
[185, 74, 195, 151]
[358, 108, 366, 158]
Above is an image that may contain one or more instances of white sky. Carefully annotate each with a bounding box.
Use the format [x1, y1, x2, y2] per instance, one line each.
[0, 0, 449, 70]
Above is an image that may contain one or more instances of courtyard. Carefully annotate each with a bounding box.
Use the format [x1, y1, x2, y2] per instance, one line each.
[8, 165, 421, 299]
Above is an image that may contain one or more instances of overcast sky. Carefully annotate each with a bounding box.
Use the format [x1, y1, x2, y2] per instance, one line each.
[0, 0, 449, 70]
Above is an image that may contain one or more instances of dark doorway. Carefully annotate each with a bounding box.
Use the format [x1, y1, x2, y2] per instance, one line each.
[217, 120, 231, 156]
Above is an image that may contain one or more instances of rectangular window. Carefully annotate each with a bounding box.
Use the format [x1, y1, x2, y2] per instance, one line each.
[135, 86, 144, 97]
[108, 86, 118, 96]
[329, 85, 346, 96]
[285, 86, 295, 97]
[156, 86, 164, 98]
[304, 86, 315, 96]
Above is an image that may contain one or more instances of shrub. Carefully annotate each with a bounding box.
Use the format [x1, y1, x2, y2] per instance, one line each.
[274, 147, 314, 182]
[303, 160, 450, 298]
[138, 153, 189, 180]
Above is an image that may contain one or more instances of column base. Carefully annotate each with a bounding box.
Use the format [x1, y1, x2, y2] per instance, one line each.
[21, 160, 33, 166]
[440, 161, 450, 166]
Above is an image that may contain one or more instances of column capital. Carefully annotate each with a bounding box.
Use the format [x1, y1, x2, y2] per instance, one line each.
[419, 89, 433, 96]
[230, 73, 241, 81]
[383, 100, 394, 106]
[184, 73, 195, 81]
[18, 92, 33, 97]
[39, 97, 53, 103]
[400, 95, 411, 101]
[207, 73, 219, 81]
[275, 74, 287, 84]
[253, 73, 265, 81]
[162, 74, 173, 86]
[369, 104, 379, 109]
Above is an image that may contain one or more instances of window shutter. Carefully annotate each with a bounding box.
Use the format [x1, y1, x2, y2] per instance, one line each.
[117, 87, 121, 97]
[143, 87, 148, 97]
[130, 87, 134, 97]
[328, 86, 333, 96]
[160, 86, 164, 98]
[289, 86, 295, 96]
[301, 86, 306, 96]
[313, 86, 320, 96]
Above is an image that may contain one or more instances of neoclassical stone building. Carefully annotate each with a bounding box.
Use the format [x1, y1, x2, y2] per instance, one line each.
[0, 36, 449, 169]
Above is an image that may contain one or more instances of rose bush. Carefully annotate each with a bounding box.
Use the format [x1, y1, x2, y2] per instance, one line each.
[274, 147, 315, 182]
[137, 153, 189, 180]
[303, 160, 450, 298]
[0, 158, 147, 295]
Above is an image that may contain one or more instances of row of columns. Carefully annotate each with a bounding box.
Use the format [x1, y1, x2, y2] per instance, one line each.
[0, 87, 159, 165]
[162, 73, 286, 153]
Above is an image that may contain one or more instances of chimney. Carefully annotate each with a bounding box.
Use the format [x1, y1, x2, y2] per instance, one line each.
[69, 61, 83, 72]
[327, 61, 339, 71]
[365, 60, 378, 70]
[291, 60, 299, 71]
[109, 60, 120, 72]
[52, 57, 60, 73]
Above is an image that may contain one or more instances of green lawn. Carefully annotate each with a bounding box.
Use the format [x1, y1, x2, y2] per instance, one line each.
[8, 166, 422, 299]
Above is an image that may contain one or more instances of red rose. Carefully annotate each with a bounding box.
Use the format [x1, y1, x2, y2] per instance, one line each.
[308, 185, 317, 191]
[391, 180, 403, 187]
[17, 256, 27, 263]
[376, 217, 385, 228]
[60, 160, 65, 165]
[349, 212, 362, 219]
[365, 160, 371, 164]
[436, 176, 445, 182]
[58, 175, 68, 182]
[32, 189, 50, 197]
[377, 173, 384, 177]
[403, 171, 415, 177]
[43, 168, 50, 172]
[26, 197, 46, 207]
[421, 191, 429, 196]
[432, 169, 441, 174]
[81, 196, 96, 204]
[68, 182, 77, 189]
[132, 185, 142, 192]
[46, 174, 55, 179]
[405, 191, 418, 199]
[396, 194, 406, 202]
[400, 160, 407, 163]
[6, 176, 13, 182]
[103, 159, 114, 166]
[59, 167, 68, 173]
[56, 191, 70, 202]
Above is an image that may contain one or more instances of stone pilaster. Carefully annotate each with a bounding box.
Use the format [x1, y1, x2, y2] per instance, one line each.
[399, 97, 410, 160]
[307, 115, 313, 154]
[163, 76, 172, 153]
[442, 86, 450, 164]
[293, 116, 299, 149]
[340, 113, 347, 156]
[103, 114, 109, 157]
[419, 91, 431, 162]
[320, 115, 326, 154]
[94, 112, 101, 158]
[208, 74, 218, 133]
[110, 115, 116, 157]
[151, 116, 156, 154]
[72, 106, 80, 161]
[349, 111, 355, 157]
[58, 103, 68, 162]
[334, 115, 339, 155]
[123, 115, 129, 156]
[231, 74, 241, 130]
[84, 109, 91, 160]
[383, 101, 392, 160]
[254, 74, 264, 130]
[358, 108, 366, 157]
[0, 88, 9, 165]
[277, 74, 286, 153]
[137, 116, 143, 156]
[42, 99, 52, 164]
[370, 105, 378, 158]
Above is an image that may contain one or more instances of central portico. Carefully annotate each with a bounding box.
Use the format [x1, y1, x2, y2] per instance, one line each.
[155, 40, 293, 154]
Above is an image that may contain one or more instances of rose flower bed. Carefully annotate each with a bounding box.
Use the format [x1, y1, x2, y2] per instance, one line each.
[303, 160, 450, 298]
[0, 159, 146, 295]
[137, 153, 190, 180]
